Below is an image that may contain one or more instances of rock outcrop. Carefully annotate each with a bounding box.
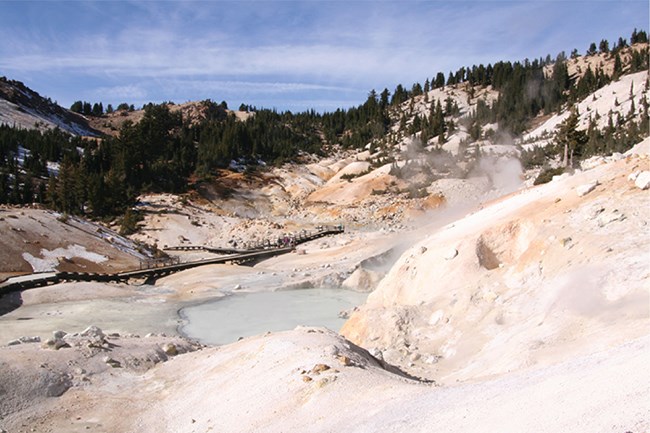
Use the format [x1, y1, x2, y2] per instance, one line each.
[341, 152, 649, 384]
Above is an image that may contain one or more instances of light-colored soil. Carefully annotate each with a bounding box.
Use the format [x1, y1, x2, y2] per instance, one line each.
[0, 208, 141, 280]
[0, 138, 647, 433]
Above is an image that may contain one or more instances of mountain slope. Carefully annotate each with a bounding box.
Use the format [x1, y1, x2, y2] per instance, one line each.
[341, 140, 650, 384]
[0, 77, 100, 136]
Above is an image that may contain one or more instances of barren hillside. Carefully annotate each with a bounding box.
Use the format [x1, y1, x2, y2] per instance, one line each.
[0, 77, 99, 136]
[0, 139, 647, 433]
[0, 208, 144, 280]
[342, 140, 650, 384]
[0, 32, 648, 433]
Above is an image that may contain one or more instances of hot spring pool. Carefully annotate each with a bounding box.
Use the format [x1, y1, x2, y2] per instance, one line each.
[179, 288, 367, 345]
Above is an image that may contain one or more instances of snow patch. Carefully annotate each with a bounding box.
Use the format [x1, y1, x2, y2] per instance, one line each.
[22, 252, 57, 272]
[22, 245, 108, 272]
[47, 161, 60, 177]
[42, 245, 108, 264]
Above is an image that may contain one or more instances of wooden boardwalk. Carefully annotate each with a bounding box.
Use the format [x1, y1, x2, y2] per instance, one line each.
[0, 225, 343, 295]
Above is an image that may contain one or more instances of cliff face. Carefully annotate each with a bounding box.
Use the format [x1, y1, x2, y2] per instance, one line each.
[341, 140, 650, 384]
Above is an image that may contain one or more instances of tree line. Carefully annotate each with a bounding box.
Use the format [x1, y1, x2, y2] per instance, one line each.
[0, 29, 647, 220]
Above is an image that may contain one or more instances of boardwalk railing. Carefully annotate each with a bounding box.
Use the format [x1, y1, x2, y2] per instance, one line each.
[163, 225, 344, 253]
[0, 225, 344, 295]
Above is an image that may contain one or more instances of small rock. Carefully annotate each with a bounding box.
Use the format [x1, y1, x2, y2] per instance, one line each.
[103, 357, 121, 368]
[576, 181, 599, 197]
[589, 207, 605, 219]
[560, 237, 572, 248]
[18, 336, 41, 344]
[337, 355, 353, 367]
[419, 246, 428, 254]
[162, 343, 178, 356]
[425, 355, 442, 364]
[7, 339, 21, 346]
[634, 171, 650, 190]
[53, 330, 67, 339]
[53, 339, 70, 350]
[81, 325, 105, 341]
[302, 375, 313, 383]
[628, 171, 641, 181]
[369, 348, 384, 361]
[598, 211, 626, 227]
[444, 248, 458, 260]
[315, 378, 331, 388]
[311, 364, 331, 375]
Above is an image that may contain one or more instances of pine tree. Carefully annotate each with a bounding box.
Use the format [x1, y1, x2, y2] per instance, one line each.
[391, 84, 408, 106]
[631, 28, 648, 44]
[70, 101, 83, 113]
[46, 175, 59, 209]
[598, 39, 609, 54]
[119, 208, 140, 235]
[586, 42, 596, 56]
[22, 177, 34, 204]
[36, 182, 46, 204]
[56, 156, 77, 213]
[613, 53, 623, 79]
[0, 172, 6, 204]
[434, 72, 445, 88]
[9, 171, 21, 204]
[411, 83, 423, 97]
[91, 102, 103, 116]
[446, 72, 456, 86]
[556, 109, 588, 167]
[379, 88, 390, 109]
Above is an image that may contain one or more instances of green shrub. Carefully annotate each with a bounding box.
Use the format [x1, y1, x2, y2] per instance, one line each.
[533, 167, 565, 185]
[119, 209, 142, 235]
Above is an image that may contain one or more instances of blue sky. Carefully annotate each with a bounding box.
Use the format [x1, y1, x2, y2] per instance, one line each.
[0, 0, 647, 113]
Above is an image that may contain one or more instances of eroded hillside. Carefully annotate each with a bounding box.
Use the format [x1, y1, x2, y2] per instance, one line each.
[342, 140, 650, 384]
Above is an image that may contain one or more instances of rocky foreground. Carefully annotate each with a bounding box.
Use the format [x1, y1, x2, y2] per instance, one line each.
[0, 141, 649, 432]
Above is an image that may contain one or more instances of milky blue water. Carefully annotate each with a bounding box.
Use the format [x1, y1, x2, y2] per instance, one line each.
[180, 288, 367, 345]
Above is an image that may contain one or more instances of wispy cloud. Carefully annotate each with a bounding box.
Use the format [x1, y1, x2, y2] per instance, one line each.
[0, 0, 647, 111]
[163, 79, 358, 95]
[91, 84, 148, 101]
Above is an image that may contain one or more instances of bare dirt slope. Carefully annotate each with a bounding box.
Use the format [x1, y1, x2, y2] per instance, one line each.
[0, 144, 647, 433]
[0, 208, 143, 280]
[342, 149, 650, 384]
[0, 77, 99, 136]
[2, 327, 647, 433]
